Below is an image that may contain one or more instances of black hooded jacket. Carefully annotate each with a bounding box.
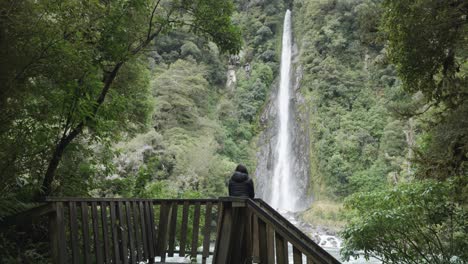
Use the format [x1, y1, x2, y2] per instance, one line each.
[228, 171, 255, 198]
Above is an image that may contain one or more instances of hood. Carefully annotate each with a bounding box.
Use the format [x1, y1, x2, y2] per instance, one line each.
[231, 172, 249, 183]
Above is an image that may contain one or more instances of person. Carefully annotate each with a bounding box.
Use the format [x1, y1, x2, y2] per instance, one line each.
[228, 164, 254, 198]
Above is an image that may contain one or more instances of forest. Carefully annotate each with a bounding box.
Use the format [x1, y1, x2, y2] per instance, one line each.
[0, 0, 467, 263]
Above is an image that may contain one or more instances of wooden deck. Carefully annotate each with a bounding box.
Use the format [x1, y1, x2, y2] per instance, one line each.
[1, 197, 340, 264]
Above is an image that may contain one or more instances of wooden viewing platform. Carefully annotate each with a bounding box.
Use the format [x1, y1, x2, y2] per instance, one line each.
[1, 197, 340, 264]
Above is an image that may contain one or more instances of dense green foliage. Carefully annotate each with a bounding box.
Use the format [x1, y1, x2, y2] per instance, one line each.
[382, 0, 468, 181]
[99, 0, 285, 200]
[294, 0, 409, 198]
[0, 0, 241, 203]
[0, 0, 243, 261]
[342, 179, 467, 263]
[293, 0, 467, 262]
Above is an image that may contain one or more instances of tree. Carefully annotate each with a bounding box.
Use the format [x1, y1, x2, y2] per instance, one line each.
[339, 1, 468, 262]
[341, 179, 467, 263]
[382, 0, 467, 108]
[382, 0, 468, 180]
[153, 60, 209, 128]
[0, 0, 241, 199]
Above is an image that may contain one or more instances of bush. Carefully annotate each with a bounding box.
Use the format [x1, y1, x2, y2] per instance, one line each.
[180, 41, 202, 60]
[341, 179, 468, 263]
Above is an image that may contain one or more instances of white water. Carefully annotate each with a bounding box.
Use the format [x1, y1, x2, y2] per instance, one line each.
[271, 10, 295, 211]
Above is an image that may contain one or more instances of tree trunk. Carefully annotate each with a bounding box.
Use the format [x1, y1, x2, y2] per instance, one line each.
[38, 124, 83, 199]
[37, 62, 123, 199]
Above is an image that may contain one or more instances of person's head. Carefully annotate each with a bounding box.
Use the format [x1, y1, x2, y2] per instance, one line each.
[235, 164, 248, 174]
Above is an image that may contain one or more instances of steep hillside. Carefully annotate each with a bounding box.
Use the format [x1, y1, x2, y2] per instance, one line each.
[293, 0, 412, 200]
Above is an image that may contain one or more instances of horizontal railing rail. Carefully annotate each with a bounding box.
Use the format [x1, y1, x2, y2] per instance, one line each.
[45, 197, 219, 203]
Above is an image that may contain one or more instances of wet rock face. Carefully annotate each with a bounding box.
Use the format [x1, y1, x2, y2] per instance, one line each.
[255, 77, 279, 202]
[290, 62, 312, 210]
[226, 65, 237, 91]
[255, 40, 311, 210]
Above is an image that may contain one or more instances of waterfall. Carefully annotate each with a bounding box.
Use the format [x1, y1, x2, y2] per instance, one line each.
[270, 10, 296, 211]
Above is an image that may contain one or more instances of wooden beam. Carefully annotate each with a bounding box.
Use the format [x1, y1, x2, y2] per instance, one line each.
[50, 202, 67, 264]
[179, 201, 189, 257]
[202, 202, 212, 264]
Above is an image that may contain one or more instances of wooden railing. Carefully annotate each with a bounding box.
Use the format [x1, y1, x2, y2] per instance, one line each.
[214, 198, 340, 264]
[45, 197, 220, 264]
[2, 197, 341, 264]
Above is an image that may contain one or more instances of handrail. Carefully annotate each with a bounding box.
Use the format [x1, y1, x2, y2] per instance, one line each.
[248, 199, 340, 263]
[45, 197, 219, 203]
[213, 197, 341, 264]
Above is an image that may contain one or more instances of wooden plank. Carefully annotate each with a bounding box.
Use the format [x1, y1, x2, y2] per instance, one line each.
[118, 202, 128, 264]
[109, 202, 121, 264]
[179, 201, 189, 257]
[212, 202, 231, 263]
[167, 203, 178, 257]
[201, 202, 212, 263]
[143, 202, 154, 262]
[132, 201, 143, 261]
[81, 202, 92, 264]
[307, 255, 316, 264]
[58, 202, 68, 264]
[156, 202, 171, 262]
[252, 214, 260, 263]
[258, 218, 269, 264]
[125, 201, 136, 264]
[275, 232, 288, 264]
[229, 207, 248, 264]
[147, 202, 157, 263]
[244, 209, 253, 264]
[139, 201, 149, 260]
[212, 201, 223, 262]
[69, 202, 80, 264]
[49, 202, 67, 264]
[191, 202, 201, 259]
[101, 201, 111, 263]
[46, 197, 218, 203]
[91, 202, 103, 264]
[293, 246, 303, 264]
[266, 224, 275, 263]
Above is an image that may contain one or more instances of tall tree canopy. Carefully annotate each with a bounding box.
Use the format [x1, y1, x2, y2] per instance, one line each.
[383, 0, 467, 108]
[0, 0, 241, 200]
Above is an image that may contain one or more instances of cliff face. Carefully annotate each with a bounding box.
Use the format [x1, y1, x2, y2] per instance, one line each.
[290, 43, 313, 209]
[254, 75, 278, 202]
[255, 34, 312, 210]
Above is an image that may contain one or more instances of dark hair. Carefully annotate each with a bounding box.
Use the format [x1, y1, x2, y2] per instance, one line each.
[235, 164, 248, 174]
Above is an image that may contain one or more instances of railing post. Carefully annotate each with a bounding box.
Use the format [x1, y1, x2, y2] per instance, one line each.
[213, 197, 251, 264]
[49, 202, 66, 264]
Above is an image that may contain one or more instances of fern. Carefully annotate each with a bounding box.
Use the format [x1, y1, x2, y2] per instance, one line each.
[0, 194, 37, 222]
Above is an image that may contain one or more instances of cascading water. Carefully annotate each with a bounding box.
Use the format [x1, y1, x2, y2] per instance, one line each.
[254, 10, 381, 264]
[270, 9, 297, 211]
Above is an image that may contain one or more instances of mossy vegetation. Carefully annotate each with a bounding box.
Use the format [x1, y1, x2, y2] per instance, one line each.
[302, 200, 346, 231]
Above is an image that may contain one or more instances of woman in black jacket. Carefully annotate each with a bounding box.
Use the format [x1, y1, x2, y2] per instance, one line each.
[228, 164, 255, 199]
